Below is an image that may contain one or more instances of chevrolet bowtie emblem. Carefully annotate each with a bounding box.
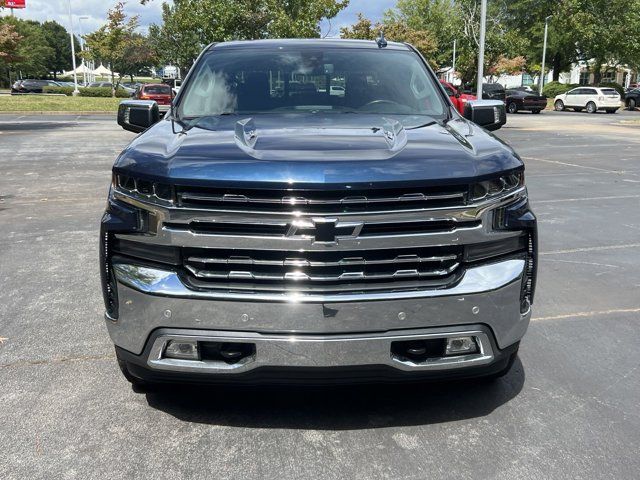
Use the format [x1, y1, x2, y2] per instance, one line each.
[286, 218, 363, 244]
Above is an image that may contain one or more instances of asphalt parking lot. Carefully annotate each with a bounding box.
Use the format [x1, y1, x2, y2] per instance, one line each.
[1, 110, 639, 479]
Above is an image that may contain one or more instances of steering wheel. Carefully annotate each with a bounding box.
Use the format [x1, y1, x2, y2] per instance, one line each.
[359, 99, 414, 114]
[362, 99, 402, 109]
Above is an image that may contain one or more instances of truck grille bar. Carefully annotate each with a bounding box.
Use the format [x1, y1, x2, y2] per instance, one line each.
[176, 185, 468, 213]
[182, 246, 462, 292]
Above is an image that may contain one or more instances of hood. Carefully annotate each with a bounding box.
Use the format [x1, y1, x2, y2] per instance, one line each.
[115, 113, 522, 187]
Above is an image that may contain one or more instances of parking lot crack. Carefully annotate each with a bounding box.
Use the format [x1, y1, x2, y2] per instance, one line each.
[0, 353, 115, 369]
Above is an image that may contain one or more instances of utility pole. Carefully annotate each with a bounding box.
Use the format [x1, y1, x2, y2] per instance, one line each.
[78, 16, 89, 86]
[540, 15, 552, 95]
[67, 0, 80, 95]
[476, 0, 487, 99]
[452, 39, 456, 83]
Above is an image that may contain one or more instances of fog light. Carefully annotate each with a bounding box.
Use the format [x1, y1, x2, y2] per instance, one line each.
[445, 336, 478, 356]
[164, 340, 199, 360]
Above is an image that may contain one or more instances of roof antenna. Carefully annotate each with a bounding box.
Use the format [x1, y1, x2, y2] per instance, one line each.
[376, 30, 387, 48]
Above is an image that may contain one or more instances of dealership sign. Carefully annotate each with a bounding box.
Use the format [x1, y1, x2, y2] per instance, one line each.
[5, 0, 26, 8]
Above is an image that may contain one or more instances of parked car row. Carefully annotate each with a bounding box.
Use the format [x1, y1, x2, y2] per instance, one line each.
[554, 87, 621, 114]
[443, 81, 635, 115]
[440, 81, 547, 115]
[11, 79, 62, 93]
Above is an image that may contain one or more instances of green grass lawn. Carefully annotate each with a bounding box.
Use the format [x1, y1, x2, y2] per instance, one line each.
[0, 95, 122, 112]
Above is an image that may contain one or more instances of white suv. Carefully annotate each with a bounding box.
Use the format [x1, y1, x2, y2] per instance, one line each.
[554, 87, 620, 113]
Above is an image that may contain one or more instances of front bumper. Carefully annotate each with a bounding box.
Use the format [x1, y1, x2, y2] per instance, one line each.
[106, 257, 529, 377]
[117, 326, 520, 385]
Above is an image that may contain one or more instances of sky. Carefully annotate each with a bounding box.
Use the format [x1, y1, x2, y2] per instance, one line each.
[1, 0, 397, 38]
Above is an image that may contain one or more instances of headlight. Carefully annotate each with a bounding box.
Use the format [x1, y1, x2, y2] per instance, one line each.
[114, 173, 174, 203]
[471, 171, 524, 202]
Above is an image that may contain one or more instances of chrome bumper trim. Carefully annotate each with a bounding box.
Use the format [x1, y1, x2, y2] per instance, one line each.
[107, 258, 529, 355]
[146, 328, 495, 374]
[113, 259, 524, 303]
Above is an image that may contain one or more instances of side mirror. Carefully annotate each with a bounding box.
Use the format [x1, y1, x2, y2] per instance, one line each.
[463, 100, 506, 131]
[117, 100, 160, 133]
[455, 92, 461, 98]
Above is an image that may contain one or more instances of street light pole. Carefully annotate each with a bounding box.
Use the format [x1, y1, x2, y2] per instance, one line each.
[67, 0, 80, 95]
[540, 15, 552, 96]
[476, 0, 487, 99]
[78, 16, 89, 86]
[452, 39, 456, 83]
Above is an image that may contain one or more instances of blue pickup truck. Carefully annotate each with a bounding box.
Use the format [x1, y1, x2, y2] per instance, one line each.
[102, 38, 536, 388]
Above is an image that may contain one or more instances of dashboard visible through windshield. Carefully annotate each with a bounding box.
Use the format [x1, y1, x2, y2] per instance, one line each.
[178, 46, 447, 121]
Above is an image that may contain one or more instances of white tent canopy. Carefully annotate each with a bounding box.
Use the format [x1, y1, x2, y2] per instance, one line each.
[62, 63, 117, 78]
[62, 62, 93, 76]
[92, 63, 115, 76]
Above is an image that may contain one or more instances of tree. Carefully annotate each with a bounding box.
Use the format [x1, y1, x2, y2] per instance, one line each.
[83, 2, 139, 95]
[0, 21, 22, 86]
[392, 0, 459, 68]
[41, 21, 80, 79]
[0, 17, 53, 82]
[0, 22, 22, 63]
[502, 0, 580, 82]
[116, 33, 157, 82]
[148, 0, 349, 71]
[340, 13, 438, 66]
[488, 55, 526, 78]
[563, 0, 640, 84]
[359, 0, 527, 84]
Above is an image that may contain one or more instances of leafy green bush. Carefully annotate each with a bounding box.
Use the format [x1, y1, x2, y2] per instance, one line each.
[78, 87, 130, 98]
[542, 81, 579, 98]
[43, 86, 75, 96]
[599, 82, 625, 98]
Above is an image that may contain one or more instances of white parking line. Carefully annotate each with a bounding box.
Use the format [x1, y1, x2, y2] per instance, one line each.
[532, 308, 640, 322]
[536, 194, 640, 204]
[522, 156, 638, 175]
[540, 243, 640, 255]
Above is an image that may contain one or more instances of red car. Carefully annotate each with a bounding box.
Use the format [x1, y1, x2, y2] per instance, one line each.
[440, 80, 477, 114]
[135, 83, 173, 113]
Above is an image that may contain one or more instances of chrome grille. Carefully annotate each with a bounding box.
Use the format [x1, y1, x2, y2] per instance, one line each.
[112, 181, 530, 296]
[164, 219, 480, 238]
[182, 246, 463, 293]
[176, 185, 468, 213]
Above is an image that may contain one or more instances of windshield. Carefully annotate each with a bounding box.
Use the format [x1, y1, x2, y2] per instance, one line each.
[178, 47, 446, 120]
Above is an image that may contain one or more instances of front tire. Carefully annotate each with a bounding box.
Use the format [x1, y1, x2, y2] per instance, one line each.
[554, 100, 565, 111]
[586, 101, 597, 114]
[532, 109, 541, 114]
[507, 102, 518, 114]
[627, 98, 636, 110]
